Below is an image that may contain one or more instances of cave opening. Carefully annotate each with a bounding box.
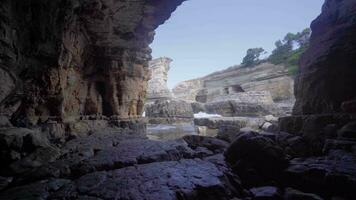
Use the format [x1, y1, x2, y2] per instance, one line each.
[0, 0, 356, 199]
[145, 0, 324, 140]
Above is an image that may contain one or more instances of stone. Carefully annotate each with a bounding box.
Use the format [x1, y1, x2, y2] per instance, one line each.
[183, 135, 229, 154]
[293, 0, 356, 114]
[173, 79, 204, 102]
[0, 176, 12, 191]
[0, 116, 12, 128]
[285, 150, 356, 199]
[225, 131, 289, 185]
[323, 139, 356, 155]
[0, 0, 185, 126]
[51, 159, 243, 200]
[0, 179, 71, 200]
[250, 186, 282, 200]
[341, 99, 356, 113]
[191, 102, 206, 113]
[145, 99, 194, 120]
[0, 68, 16, 115]
[173, 62, 294, 104]
[261, 122, 278, 133]
[204, 99, 277, 117]
[284, 188, 324, 200]
[264, 115, 278, 123]
[146, 57, 173, 102]
[0, 128, 50, 166]
[337, 121, 356, 140]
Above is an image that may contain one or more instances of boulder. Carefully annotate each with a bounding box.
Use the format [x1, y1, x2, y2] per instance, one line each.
[337, 121, 356, 140]
[183, 135, 229, 154]
[285, 150, 356, 199]
[225, 131, 288, 186]
[264, 115, 278, 123]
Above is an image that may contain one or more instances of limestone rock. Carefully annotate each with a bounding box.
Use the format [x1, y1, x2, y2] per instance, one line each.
[173, 62, 294, 103]
[145, 99, 194, 119]
[146, 57, 173, 102]
[0, 0, 185, 126]
[172, 78, 204, 102]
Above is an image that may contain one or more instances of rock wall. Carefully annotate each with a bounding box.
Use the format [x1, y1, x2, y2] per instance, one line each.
[146, 57, 173, 102]
[173, 62, 294, 103]
[294, 0, 356, 115]
[0, 0, 184, 126]
[172, 78, 204, 102]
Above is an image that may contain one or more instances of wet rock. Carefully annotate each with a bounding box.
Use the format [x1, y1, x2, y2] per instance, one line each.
[337, 121, 356, 140]
[191, 102, 206, 113]
[52, 159, 242, 200]
[250, 186, 282, 200]
[323, 139, 356, 155]
[261, 122, 278, 133]
[293, 0, 356, 114]
[183, 135, 229, 154]
[0, 128, 50, 166]
[284, 187, 323, 200]
[285, 150, 356, 199]
[225, 131, 288, 187]
[0, 176, 12, 191]
[0, 178, 71, 200]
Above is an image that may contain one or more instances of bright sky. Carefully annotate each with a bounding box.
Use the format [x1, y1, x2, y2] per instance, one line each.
[150, 0, 324, 89]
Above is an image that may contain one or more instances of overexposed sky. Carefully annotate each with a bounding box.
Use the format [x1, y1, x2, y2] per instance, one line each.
[150, 0, 324, 89]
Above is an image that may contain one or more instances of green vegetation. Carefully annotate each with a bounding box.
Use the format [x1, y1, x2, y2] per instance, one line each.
[241, 28, 311, 76]
[268, 28, 311, 76]
[241, 48, 266, 67]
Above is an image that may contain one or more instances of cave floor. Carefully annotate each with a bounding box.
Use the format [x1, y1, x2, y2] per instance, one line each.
[0, 127, 356, 200]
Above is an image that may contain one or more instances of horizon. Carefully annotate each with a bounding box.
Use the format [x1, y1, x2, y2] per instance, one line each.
[150, 0, 324, 89]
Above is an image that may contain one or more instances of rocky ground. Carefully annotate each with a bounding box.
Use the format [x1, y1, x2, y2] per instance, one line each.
[0, 116, 356, 200]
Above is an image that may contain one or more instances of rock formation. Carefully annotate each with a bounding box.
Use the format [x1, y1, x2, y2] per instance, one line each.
[174, 62, 295, 103]
[0, 0, 184, 127]
[0, 0, 356, 199]
[294, 0, 356, 114]
[146, 57, 173, 102]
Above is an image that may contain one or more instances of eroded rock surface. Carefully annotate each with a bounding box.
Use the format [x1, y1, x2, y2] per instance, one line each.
[0, 0, 185, 126]
[294, 0, 356, 114]
[147, 57, 173, 102]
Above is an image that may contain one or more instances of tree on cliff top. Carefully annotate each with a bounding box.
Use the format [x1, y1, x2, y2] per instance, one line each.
[241, 47, 266, 67]
[268, 28, 311, 76]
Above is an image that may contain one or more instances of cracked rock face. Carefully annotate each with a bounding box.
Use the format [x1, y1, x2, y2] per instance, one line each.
[147, 57, 173, 101]
[294, 0, 356, 115]
[0, 0, 184, 126]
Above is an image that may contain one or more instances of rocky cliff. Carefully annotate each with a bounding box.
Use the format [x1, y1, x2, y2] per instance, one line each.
[0, 0, 184, 127]
[173, 62, 294, 103]
[294, 0, 356, 114]
[146, 57, 173, 102]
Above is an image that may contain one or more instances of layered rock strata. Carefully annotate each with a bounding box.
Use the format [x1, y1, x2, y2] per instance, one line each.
[173, 63, 294, 103]
[146, 57, 173, 102]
